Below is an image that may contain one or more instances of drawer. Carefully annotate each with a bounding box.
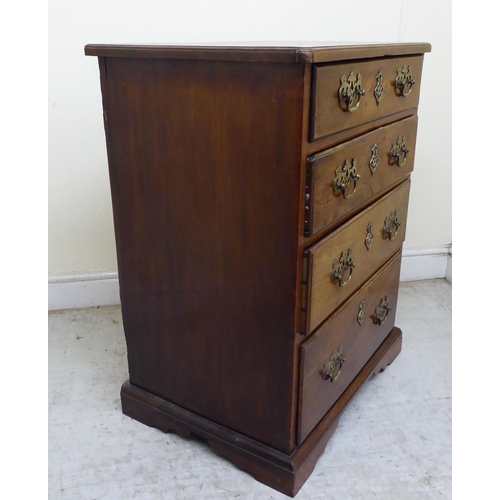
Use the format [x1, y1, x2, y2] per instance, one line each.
[297, 250, 402, 444]
[302, 179, 410, 335]
[305, 116, 418, 237]
[310, 55, 423, 141]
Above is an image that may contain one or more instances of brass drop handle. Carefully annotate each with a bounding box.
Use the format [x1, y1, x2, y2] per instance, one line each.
[374, 296, 391, 325]
[383, 211, 401, 241]
[322, 347, 345, 382]
[339, 72, 365, 112]
[395, 65, 416, 97]
[334, 160, 360, 199]
[331, 249, 355, 287]
[390, 136, 409, 167]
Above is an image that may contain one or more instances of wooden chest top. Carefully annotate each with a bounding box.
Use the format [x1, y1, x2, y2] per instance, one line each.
[85, 41, 431, 63]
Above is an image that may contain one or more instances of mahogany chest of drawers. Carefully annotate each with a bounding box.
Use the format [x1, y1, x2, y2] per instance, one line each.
[85, 42, 431, 496]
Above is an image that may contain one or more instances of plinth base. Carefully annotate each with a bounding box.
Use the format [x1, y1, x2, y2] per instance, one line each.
[121, 327, 402, 497]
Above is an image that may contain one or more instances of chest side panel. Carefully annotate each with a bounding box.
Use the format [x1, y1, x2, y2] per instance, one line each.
[101, 57, 304, 453]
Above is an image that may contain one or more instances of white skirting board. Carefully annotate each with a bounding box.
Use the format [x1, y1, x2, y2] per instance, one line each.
[48, 272, 120, 311]
[400, 245, 452, 283]
[48, 245, 452, 311]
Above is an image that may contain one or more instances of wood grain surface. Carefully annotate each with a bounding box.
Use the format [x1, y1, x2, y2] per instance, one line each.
[306, 115, 418, 236]
[298, 251, 402, 443]
[100, 56, 304, 453]
[310, 55, 424, 140]
[303, 180, 410, 334]
[85, 42, 431, 64]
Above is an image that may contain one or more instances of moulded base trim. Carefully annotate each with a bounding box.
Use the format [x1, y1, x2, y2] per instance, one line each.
[120, 327, 403, 497]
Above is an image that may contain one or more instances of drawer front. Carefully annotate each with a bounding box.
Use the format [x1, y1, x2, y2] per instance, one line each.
[298, 251, 402, 444]
[302, 179, 410, 334]
[310, 55, 423, 141]
[305, 116, 418, 237]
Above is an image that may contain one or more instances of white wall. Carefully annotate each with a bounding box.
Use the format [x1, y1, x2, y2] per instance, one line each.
[402, 0, 451, 249]
[49, 0, 451, 280]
